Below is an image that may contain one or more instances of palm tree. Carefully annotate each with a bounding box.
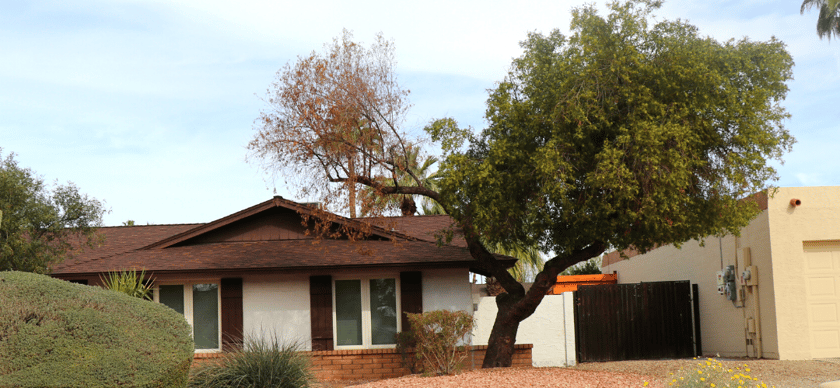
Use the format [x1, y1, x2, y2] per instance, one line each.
[358, 145, 442, 217]
[487, 241, 544, 282]
[802, 0, 840, 41]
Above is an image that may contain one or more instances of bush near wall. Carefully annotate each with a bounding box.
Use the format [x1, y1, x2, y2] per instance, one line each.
[407, 310, 474, 376]
[0, 271, 194, 388]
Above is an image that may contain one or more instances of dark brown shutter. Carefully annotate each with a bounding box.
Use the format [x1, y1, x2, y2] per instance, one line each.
[400, 271, 423, 334]
[221, 278, 244, 351]
[309, 275, 333, 351]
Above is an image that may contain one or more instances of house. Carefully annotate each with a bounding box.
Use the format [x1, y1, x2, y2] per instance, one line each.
[602, 186, 840, 360]
[51, 196, 531, 380]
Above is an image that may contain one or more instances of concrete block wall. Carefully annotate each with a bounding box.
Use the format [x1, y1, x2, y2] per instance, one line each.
[472, 293, 576, 366]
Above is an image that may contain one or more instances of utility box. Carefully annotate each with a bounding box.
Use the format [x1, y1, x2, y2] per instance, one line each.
[747, 317, 756, 334]
[741, 265, 758, 286]
[723, 265, 737, 302]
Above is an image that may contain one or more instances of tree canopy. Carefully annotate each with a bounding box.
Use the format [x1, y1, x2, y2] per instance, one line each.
[250, 29, 417, 219]
[442, 0, 794, 260]
[249, 0, 794, 367]
[0, 150, 107, 273]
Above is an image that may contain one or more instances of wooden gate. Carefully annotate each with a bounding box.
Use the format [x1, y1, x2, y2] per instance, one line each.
[574, 281, 700, 362]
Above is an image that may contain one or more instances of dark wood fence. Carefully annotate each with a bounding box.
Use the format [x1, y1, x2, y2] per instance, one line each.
[574, 281, 700, 362]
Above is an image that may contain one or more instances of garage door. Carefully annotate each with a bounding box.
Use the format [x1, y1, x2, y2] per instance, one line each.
[804, 241, 840, 358]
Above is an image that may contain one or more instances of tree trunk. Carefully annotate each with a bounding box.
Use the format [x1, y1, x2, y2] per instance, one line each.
[481, 243, 606, 368]
[482, 293, 523, 367]
[348, 158, 356, 218]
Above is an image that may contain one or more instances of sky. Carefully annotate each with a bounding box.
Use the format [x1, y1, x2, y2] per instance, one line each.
[1, 0, 838, 226]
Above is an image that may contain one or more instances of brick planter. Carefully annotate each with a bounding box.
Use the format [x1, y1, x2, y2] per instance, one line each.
[309, 344, 533, 382]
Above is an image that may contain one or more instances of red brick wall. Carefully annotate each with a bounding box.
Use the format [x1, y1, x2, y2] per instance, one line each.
[191, 344, 534, 382]
[309, 344, 533, 382]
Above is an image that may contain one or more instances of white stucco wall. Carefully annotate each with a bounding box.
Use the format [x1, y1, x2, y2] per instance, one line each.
[242, 273, 313, 349]
[472, 293, 576, 367]
[241, 268, 473, 351]
[422, 268, 473, 313]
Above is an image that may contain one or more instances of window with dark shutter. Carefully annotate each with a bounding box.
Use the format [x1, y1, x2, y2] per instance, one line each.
[221, 278, 243, 351]
[309, 275, 333, 351]
[400, 271, 422, 334]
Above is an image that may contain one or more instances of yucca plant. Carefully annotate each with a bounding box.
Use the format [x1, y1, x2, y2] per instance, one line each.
[100, 269, 154, 300]
[189, 335, 314, 388]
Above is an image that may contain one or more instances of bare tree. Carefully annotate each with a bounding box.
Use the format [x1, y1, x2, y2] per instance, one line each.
[250, 29, 430, 218]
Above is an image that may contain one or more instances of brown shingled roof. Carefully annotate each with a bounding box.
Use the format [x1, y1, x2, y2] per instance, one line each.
[55, 240, 483, 275]
[56, 223, 201, 272]
[365, 215, 467, 247]
[52, 198, 513, 277]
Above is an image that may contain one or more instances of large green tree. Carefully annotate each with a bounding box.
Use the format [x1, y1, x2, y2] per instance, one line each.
[801, 0, 840, 40]
[250, 0, 794, 367]
[0, 150, 107, 273]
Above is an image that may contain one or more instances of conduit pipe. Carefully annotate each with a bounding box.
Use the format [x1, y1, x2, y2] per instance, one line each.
[743, 247, 763, 358]
[790, 198, 802, 207]
[754, 279, 763, 358]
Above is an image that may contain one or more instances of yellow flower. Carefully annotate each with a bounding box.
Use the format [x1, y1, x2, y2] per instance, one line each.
[643, 382, 649, 387]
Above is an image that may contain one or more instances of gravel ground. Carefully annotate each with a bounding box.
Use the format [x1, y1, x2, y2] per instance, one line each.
[572, 358, 840, 387]
[347, 367, 652, 388]
[331, 358, 840, 388]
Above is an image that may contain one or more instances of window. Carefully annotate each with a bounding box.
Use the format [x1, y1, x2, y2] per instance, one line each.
[155, 282, 221, 352]
[333, 277, 400, 349]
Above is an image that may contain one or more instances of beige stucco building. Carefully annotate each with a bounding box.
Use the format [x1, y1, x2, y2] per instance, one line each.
[603, 186, 840, 360]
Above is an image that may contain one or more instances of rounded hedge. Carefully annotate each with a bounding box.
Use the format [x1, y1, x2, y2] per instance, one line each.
[0, 271, 194, 387]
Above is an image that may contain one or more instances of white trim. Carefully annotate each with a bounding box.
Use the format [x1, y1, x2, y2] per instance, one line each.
[332, 275, 401, 350]
[153, 281, 222, 353]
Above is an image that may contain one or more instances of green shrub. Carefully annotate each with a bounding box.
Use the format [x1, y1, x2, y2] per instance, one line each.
[100, 269, 154, 300]
[394, 330, 418, 374]
[0, 271, 194, 388]
[188, 334, 314, 388]
[406, 310, 474, 376]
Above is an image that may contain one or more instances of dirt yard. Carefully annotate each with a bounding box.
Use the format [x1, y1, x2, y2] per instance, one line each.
[325, 358, 840, 388]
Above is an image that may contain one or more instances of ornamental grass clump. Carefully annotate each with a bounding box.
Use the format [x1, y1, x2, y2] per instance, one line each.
[645, 358, 774, 388]
[188, 335, 314, 388]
